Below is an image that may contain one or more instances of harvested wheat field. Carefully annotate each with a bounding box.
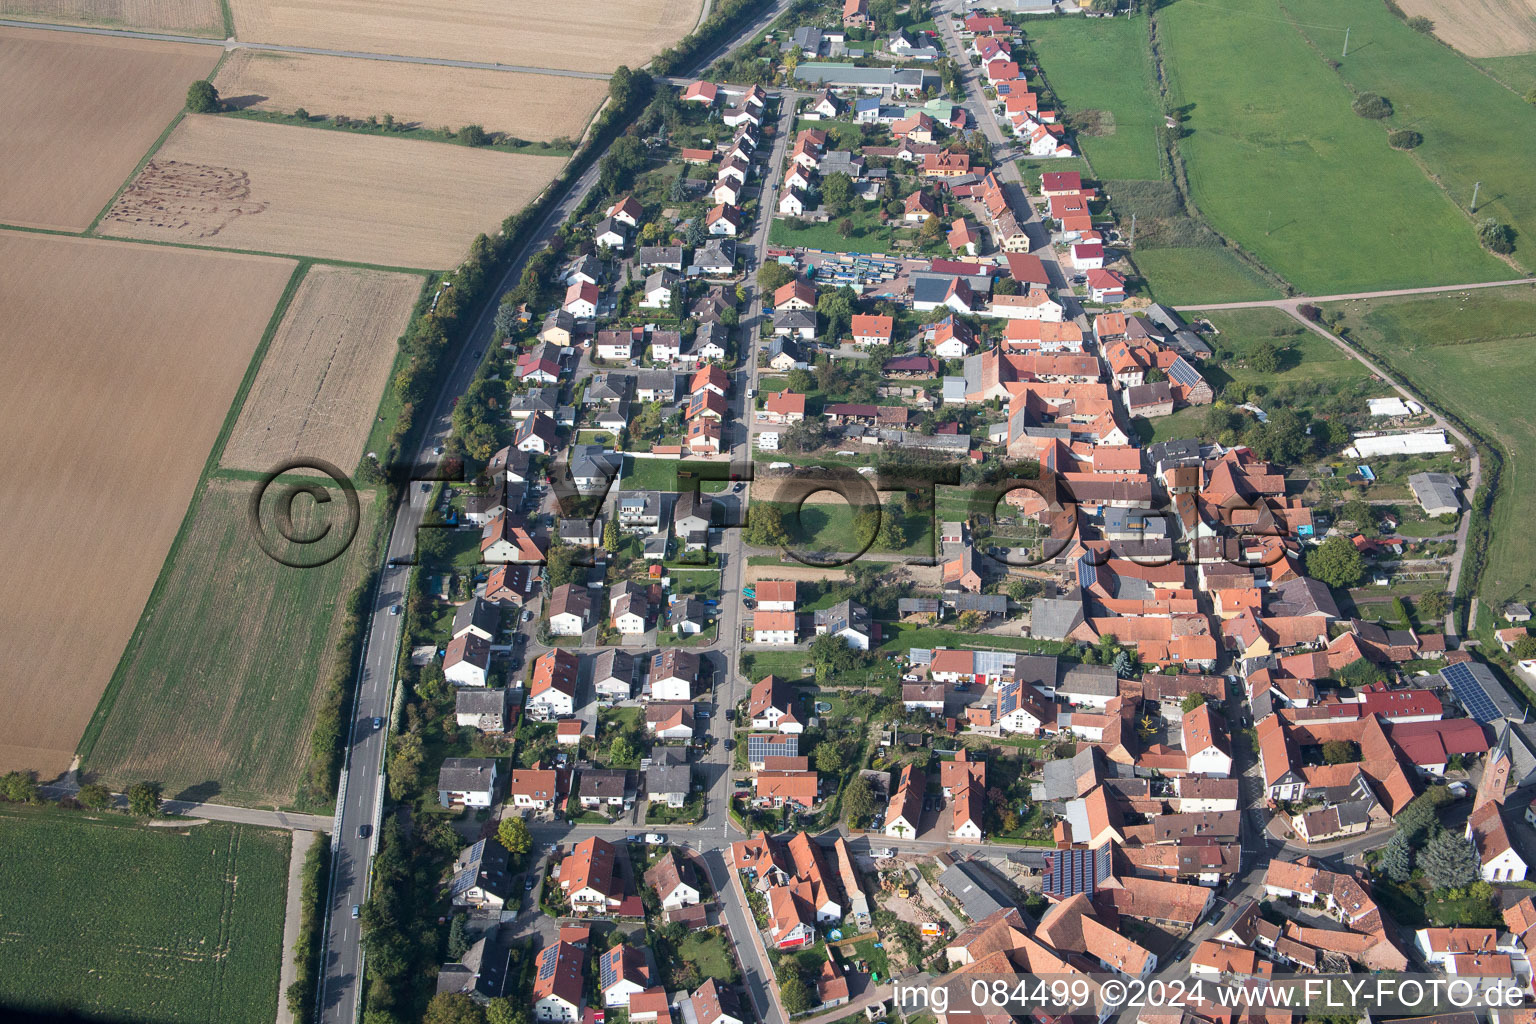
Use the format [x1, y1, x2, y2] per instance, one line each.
[100, 115, 563, 268]
[228, 0, 702, 71]
[0, 27, 219, 231]
[82, 478, 377, 806]
[0, 231, 294, 779]
[222, 264, 421, 473]
[0, 0, 223, 35]
[1397, 0, 1536, 56]
[213, 50, 607, 141]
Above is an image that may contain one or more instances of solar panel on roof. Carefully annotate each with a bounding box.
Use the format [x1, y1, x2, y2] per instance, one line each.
[1444, 662, 1502, 723]
[1168, 357, 1201, 387]
[1077, 554, 1098, 590]
[538, 948, 558, 979]
[599, 950, 617, 988]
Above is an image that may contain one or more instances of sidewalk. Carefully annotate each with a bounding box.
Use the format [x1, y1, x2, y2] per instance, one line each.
[276, 829, 321, 1024]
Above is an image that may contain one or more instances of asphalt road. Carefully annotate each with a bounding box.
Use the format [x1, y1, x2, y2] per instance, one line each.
[315, 154, 606, 1024]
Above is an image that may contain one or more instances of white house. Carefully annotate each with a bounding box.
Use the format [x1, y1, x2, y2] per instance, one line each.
[1071, 243, 1105, 270]
[596, 330, 635, 362]
[934, 332, 971, 359]
[437, 758, 498, 809]
[713, 178, 743, 206]
[1470, 802, 1528, 883]
[565, 281, 599, 319]
[443, 634, 491, 687]
[650, 650, 697, 702]
[784, 164, 814, 193]
[1182, 705, 1234, 778]
[779, 188, 808, 216]
[600, 945, 650, 1008]
[533, 941, 585, 1023]
[642, 270, 679, 309]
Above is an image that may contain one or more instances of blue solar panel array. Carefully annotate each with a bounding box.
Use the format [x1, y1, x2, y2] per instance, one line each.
[598, 948, 618, 989]
[1077, 554, 1098, 590]
[1042, 847, 1113, 899]
[537, 945, 558, 980]
[1443, 661, 1502, 723]
[1167, 357, 1201, 388]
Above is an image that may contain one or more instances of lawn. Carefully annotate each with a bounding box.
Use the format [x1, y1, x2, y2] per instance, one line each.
[1283, 0, 1536, 274]
[1024, 14, 1165, 181]
[1320, 284, 1536, 607]
[81, 476, 379, 807]
[1477, 54, 1536, 98]
[620, 455, 685, 492]
[876, 623, 1074, 656]
[0, 808, 288, 1024]
[677, 927, 738, 979]
[1132, 246, 1280, 306]
[793, 117, 865, 150]
[1157, 0, 1512, 293]
[1137, 404, 1207, 445]
[1185, 306, 1376, 415]
[769, 204, 936, 256]
[751, 499, 935, 557]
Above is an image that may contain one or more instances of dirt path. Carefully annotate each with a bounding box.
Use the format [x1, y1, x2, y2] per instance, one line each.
[277, 829, 320, 1024]
[1175, 277, 1536, 312]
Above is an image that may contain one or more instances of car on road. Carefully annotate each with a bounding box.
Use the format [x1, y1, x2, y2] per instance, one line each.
[420, 482, 431, 493]
[386, 558, 396, 568]
[358, 824, 371, 839]
[734, 777, 750, 788]
[390, 605, 402, 615]
[876, 847, 896, 858]
[522, 609, 534, 622]
[733, 482, 744, 492]
[433, 445, 444, 455]
[351, 905, 360, 920]
[645, 833, 666, 844]
[372, 717, 383, 729]
[525, 875, 537, 890]
[724, 709, 734, 721]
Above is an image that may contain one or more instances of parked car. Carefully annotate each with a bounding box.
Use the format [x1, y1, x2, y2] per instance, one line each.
[645, 833, 666, 845]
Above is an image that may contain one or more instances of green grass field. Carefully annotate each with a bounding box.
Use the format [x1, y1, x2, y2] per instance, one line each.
[752, 499, 935, 557]
[769, 205, 937, 256]
[1024, 14, 1165, 181]
[1477, 54, 1536, 98]
[620, 455, 686, 492]
[81, 476, 378, 807]
[1132, 246, 1281, 305]
[1320, 285, 1536, 607]
[0, 809, 288, 1024]
[1193, 307, 1374, 390]
[677, 928, 737, 979]
[1157, 0, 1511, 293]
[1282, 0, 1535, 276]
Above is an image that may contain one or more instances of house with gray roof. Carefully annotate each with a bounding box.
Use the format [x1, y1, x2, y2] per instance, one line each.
[1029, 595, 1085, 641]
[937, 860, 1013, 921]
[1409, 472, 1462, 516]
[645, 764, 693, 808]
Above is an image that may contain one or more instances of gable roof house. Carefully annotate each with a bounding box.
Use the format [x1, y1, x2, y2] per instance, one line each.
[532, 941, 586, 1022]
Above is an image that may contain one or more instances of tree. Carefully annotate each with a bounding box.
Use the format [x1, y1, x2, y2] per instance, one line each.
[497, 816, 532, 856]
[879, 500, 908, 550]
[1307, 535, 1367, 589]
[1322, 740, 1361, 764]
[844, 773, 876, 826]
[822, 171, 854, 214]
[1352, 93, 1393, 119]
[186, 80, 220, 113]
[957, 610, 985, 631]
[1406, 14, 1435, 32]
[1249, 341, 1280, 375]
[1421, 830, 1481, 890]
[1478, 219, 1516, 255]
[1181, 692, 1208, 713]
[610, 735, 638, 767]
[1512, 635, 1536, 661]
[485, 999, 528, 1024]
[447, 914, 471, 960]
[1417, 590, 1450, 621]
[460, 124, 489, 147]
[758, 261, 793, 294]
[424, 993, 487, 1024]
[1527, 86, 1536, 106]
[920, 214, 943, 242]
[786, 368, 815, 393]
[816, 741, 847, 775]
[1379, 833, 1414, 882]
[126, 780, 161, 817]
[600, 135, 647, 194]
[1388, 129, 1423, 150]
[294, 107, 310, 121]
[838, 217, 855, 239]
[781, 975, 813, 1014]
[1340, 498, 1376, 536]
[745, 502, 789, 547]
[0, 771, 38, 803]
[77, 782, 113, 809]
[603, 519, 621, 555]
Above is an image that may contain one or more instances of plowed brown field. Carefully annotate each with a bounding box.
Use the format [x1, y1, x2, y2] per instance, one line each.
[212, 50, 607, 141]
[0, 0, 224, 35]
[227, 0, 702, 71]
[0, 27, 219, 231]
[1396, 0, 1536, 56]
[222, 264, 421, 473]
[99, 115, 564, 268]
[0, 231, 294, 779]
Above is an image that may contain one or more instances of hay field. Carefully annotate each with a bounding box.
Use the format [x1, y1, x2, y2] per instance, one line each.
[0, 27, 219, 231]
[82, 478, 377, 806]
[100, 115, 563, 268]
[1396, 0, 1536, 57]
[213, 50, 607, 140]
[227, 0, 702, 71]
[0, 0, 224, 35]
[222, 264, 421, 473]
[0, 232, 295, 780]
[0, 810, 287, 1024]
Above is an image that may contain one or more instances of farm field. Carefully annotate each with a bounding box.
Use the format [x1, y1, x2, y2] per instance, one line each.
[1477, 52, 1536, 94]
[226, 0, 703, 71]
[99, 115, 565, 268]
[82, 477, 378, 806]
[1283, 0, 1536, 277]
[212, 50, 608, 141]
[0, 0, 224, 34]
[1157, 0, 1511, 293]
[1394, 0, 1536, 57]
[1319, 285, 1536, 608]
[222, 264, 422, 473]
[1024, 14, 1164, 182]
[0, 26, 218, 231]
[0, 809, 287, 1024]
[0, 231, 294, 779]
[1132, 246, 1280, 305]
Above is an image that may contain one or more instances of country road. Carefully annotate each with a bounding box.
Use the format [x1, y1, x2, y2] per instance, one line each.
[1173, 276, 1536, 312]
[38, 782, 333, 831]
